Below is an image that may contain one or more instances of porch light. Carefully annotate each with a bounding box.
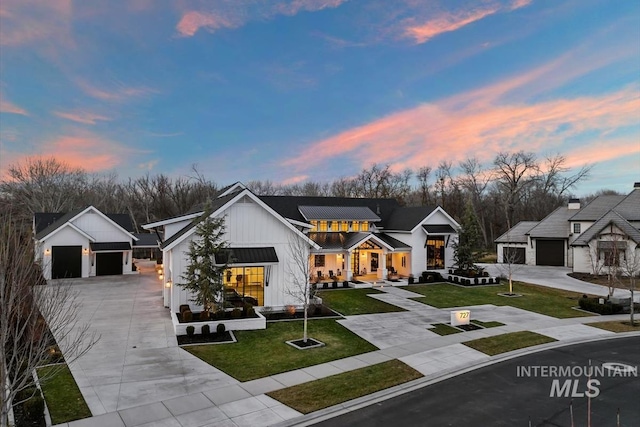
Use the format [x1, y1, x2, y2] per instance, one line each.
[44, 248, 51, 256]
[159, 273, 164, 280]
[165, 280, 172, 288]
[83, 247, 89, 255]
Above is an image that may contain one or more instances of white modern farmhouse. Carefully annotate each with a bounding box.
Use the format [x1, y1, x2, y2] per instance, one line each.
[496, 183, 640, 274]
[143, 182, 460, 312]
[34, 206, 156, 280]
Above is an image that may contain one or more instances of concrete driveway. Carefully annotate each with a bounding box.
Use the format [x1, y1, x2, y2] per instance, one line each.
[56, 261, 238, 415]
[478, 264, 637, 300]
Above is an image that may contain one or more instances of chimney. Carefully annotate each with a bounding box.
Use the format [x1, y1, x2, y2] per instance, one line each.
[568, 198, 581, 210]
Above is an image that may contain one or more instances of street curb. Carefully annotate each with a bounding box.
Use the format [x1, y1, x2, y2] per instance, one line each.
[271, 332, 640, 427]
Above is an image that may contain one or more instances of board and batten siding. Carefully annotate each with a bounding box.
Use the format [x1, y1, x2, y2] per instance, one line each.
[40, 226, 91, 279]
[72, 211, 132, 242]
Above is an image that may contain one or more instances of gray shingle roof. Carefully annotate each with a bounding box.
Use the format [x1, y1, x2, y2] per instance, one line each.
[569, 195, 626, 221]
[610, 188, 640, 221]
[495, 221, 538, 243]
[384, 206, 438, 231]
[35, 209, 83, 240]
[308, 232, 411, 251]
[572, 211, 640, 246]
[528, 207, 574, 239]
[298, 205, 381, 221]
[133, 233, 159, 247]
[35, 209, 134, 240]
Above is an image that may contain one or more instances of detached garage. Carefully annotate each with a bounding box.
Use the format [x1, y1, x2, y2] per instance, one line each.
[34, 206, 139, 280]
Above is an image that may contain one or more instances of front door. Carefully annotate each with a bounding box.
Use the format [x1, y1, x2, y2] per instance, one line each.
[427, 236, 445, 269]
[370, 253, 379, 272]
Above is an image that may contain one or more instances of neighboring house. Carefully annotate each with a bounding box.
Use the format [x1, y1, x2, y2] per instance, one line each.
[34, 206, 158, 280]
[496, 183, 640, 274]
[143, 182, 460, 312]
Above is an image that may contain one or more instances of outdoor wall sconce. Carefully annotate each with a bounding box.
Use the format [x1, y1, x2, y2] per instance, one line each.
[44, 248, 51, 256]
[83, 248, 89, 255]
[159, 273, 164, 280]
[165, 280, 172, 288]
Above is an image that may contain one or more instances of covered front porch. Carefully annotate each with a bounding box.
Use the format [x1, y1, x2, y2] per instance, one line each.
[309, 232, 412, 283]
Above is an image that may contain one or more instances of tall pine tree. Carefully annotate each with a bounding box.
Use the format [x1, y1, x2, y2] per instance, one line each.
[180, 204, 229, 319]
[453, 201, 483, 272]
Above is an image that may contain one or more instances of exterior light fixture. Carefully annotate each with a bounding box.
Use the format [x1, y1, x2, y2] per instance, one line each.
[165, 280, 172, 288]
[159, 274, 164, 280]
[44, 248, 51, 256]
[83, 248, 89, 255]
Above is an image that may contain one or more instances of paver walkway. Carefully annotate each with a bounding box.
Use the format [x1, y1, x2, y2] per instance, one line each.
[54, 265, 638, 427]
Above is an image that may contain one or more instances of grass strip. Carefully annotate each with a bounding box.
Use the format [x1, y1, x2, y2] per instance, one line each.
[317, 288, 405, 316]
[471, 320, 505, 328]
[267, 360, 422, 414]
[37, 365, 91, 424]
[184, 319, 377, 381]
[406, 282, 594, 318]
[429, 323, 462, 335]
[587, 320, 640, 333]
[464, 331, 556, 356]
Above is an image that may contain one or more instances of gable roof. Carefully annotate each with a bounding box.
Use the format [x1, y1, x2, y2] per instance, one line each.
[610, 188, 640, 221]
[527, 207, 574, 239]
[495, 221, 538, 243]
[572, 211, 640, 246]
[35, 207, 136, 242]
[569, 194, 626, 221]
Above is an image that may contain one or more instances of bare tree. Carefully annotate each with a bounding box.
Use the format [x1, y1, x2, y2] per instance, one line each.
[458, 158, 492, 247]
[1, 214, 97, 427]
[617, 245, 639, 326]
[285, 235, 317, 344]
[493, 151, 539, 227]
[416, 166, 432, 206]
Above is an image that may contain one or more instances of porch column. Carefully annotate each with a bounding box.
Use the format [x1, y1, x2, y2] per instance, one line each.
[380, 250, 387, 279]
[345, 250, 352, 280]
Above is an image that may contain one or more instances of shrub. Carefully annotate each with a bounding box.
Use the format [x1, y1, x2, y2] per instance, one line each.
[215, 309, 226, 320]
[201, 324, 210, 335]
[216, 323, 226, 334]
[342, 281, 349, 288]
[246, 307, 256, 317]
[22, 394, 45, 424]
[323, 283, 328, 289]
[332, 281, 338, 288]
[242, 303, 253, 316]
[183, 310, 193, 322]
[408, 275, 415, 284]
[186, 326, 195, 336]
[199, 311, 210, 321]
[179, 304, 190, 314]
[231, 308, 242, 319]
[579, 297, 624, 315]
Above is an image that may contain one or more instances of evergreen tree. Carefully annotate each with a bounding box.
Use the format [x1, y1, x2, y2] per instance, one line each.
[453, 202, 483, 272]
[180, 204, 229, 319]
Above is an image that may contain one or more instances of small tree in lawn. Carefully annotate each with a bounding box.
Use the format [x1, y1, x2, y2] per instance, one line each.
[286, 235, 316, 344]
[180, 205, 229, 319]
[617, 245, 640, 326]
[452, 201, 483, 273]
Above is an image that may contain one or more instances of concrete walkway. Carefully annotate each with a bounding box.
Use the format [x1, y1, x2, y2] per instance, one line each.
[54, 265, 638, 427]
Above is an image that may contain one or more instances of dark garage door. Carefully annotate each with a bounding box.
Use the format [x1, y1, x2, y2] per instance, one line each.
[503, 247, 525, 264]
[96, 252, 123, 276]
[52, 246, 82, 279]
[536, 240, 565, 266]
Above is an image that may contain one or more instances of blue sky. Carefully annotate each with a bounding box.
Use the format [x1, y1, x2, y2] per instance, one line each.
[1, 0, 638, 196]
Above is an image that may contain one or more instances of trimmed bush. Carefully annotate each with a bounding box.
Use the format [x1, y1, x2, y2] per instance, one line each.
[183, 310, 193, 322]
[579, 297, 624, 315]
[215, 309, 226, 320]
[179, 304, 190, 314]
[246, 307, 256, 317]
[186, 326, 195, 336]
[408, 275, 415, 284]
[200, 311, 210, 321]
[332, 281, 338, 289]
[231, 308, 242, 319]
[242, 303, 253, 316]
[216, 323, 226, 334]
[342, 281, 349, 288]
[201, 324, 210, 335]
[323, 283, 328, 289]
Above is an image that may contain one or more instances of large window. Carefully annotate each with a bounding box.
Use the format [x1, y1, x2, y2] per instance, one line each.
[224, 266, 264, 305]
[314, 254, 325, 267]
[427, 236, 445, 269]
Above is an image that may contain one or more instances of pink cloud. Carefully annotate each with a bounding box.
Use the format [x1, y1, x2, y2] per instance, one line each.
[176, 0, 347, 37]
[76, 80, 156, 102]
[0, 93, 28, 115]
[0, 0, 73, 47]
[280, 174, 309, 185]
[403, 0, 532, 44]
[54, 110, 111, 125]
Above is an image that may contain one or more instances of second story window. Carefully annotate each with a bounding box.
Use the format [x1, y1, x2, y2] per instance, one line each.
[341, 221, 348, 232]
[361, 222, 369, 231]
[310, 220, 317, 232]
[573, 223, 581, 234]
[319, 221, 328, 231]
[330, 221, 339, 231]
[351, 221, 360, 231]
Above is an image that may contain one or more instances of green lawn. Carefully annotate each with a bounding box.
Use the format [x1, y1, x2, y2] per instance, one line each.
[587, 320, 640, 333]
[464, 331, 557, 355]
[317, 288, 405, 316]
[37, 365, 91, 424]
[267, 360, 422, 414]
[184, 319, 378, 381]
[405, 282, 594, 318]
[471, 320, 505, 328]
[429, 323, 462, 335]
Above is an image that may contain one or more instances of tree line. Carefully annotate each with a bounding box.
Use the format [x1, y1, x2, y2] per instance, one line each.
[1, 151, 601, 248]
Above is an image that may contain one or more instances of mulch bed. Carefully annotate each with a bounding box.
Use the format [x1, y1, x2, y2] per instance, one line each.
[454, 323, 483, 331]
[263, 305, 341, 321]
[569, 273, 634, 290]
[177, 331, 234, 345]
[176, 311, 259, 323]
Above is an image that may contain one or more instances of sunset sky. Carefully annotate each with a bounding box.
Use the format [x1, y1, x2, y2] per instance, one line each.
[1, 0, 638, 195]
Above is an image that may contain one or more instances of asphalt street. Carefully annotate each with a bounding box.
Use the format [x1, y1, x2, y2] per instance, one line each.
[313, 337, 640, 427]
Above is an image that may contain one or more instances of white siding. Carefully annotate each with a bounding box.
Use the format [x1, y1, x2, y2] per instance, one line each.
[72, 210, 131, 242]
[41, 226, 91, 280]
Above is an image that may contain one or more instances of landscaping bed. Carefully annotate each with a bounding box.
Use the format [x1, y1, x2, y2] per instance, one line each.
[578, 296, 639, 315]
[261, 304, 341, 321]
[587, 320, 640, 333]
[177, 330, 235, 345]
[569, 272, 635, 290]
